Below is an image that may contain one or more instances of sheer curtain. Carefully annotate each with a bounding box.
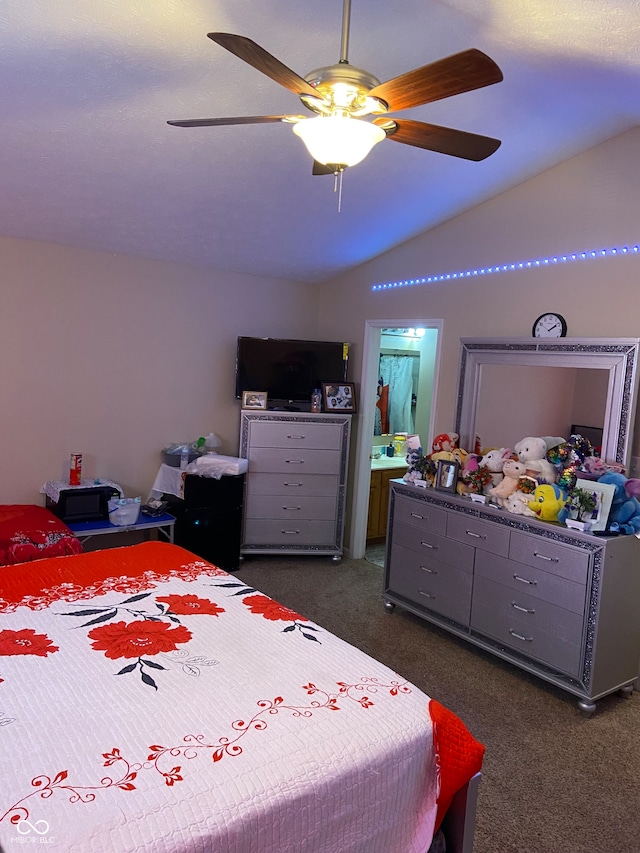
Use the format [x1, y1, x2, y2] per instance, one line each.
[379, 355, 414, 435]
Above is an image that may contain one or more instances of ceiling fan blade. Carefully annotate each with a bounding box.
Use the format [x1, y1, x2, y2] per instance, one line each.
[374, 118, 501, 161]
[368, 49, 502, 111]
[208, 33, 324, 102]
[167, 115, 306, 128]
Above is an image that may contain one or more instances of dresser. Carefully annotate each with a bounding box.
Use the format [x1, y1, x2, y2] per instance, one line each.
[239, 411, 351, 560]
[384, 480, 640, 715]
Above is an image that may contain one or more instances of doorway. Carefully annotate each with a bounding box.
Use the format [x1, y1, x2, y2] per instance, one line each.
[348, 318, 443, 562]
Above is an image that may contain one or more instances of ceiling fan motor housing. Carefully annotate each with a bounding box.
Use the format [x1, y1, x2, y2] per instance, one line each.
[300, 64, 387, 115]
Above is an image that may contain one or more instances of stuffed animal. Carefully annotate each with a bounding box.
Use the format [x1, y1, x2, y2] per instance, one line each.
[514, 436, 558, 484]
[597, 472, 640, 534]
[432, 432, 459, 454]
[479, 448, 512, 492]
[505, 491, 537, 517]
[527, 483, 567, 522]
[487, 459, 529, 507]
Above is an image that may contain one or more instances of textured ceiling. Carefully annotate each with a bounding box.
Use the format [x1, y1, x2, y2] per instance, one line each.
[1, 0, 639, 283]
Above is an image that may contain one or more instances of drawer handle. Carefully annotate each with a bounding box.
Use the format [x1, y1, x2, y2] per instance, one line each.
[281, 529, 300, 534]
[283, 482, 303, 487]
[419, 589, 435, 599]
[410, 512, 425, 520]
[285, 460, 305, 465]
[533, 551, 558, 563]
[282, 506, 301, 511]
[286, 434, 306, 440]
[420, 541, 438, 550]
[465, 530, 486, 540]
[511, 601, 536, 614]
[509, 628, 533, 642]
[513, 573, 537, 586]
[420, 565, 438, 574]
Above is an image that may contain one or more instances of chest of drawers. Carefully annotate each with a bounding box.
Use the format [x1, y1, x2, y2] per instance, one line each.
[239, 411, 351, 559]
[384, 480, 640, 715]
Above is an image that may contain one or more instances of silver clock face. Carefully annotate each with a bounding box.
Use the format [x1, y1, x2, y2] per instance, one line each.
[532, 313, 567, 338]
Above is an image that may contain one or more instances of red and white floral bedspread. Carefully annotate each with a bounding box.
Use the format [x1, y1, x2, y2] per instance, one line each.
[0, 542, 484, 853]
[0, 504, 82, 566]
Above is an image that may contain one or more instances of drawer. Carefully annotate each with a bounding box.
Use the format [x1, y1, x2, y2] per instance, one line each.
[446, 512, 510, 557]
[392, 494, 447, 537]
[243, 518, 336, 547]
[471, 576, 583, 677]
[248, 420, 343, 450]
[392, 521, 474, 571]
[246, 472, 338, 497]
[474, 550, 587, 614]
[387, 543, 473, 626]
[245, 494, 336, 520]
[508, 529, 591, 583]
[249, 447, 341, 475]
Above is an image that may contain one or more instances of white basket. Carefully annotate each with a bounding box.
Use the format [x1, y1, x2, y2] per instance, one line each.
[108, 498, 141, 526]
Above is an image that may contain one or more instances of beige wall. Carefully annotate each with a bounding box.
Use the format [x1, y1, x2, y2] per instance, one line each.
[3, 125, 640, 525]
[0, 238, 317, 504]
[315, 127, 640, 457]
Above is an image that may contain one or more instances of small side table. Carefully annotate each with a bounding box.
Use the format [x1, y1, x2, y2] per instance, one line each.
[67, 512, 176, 548]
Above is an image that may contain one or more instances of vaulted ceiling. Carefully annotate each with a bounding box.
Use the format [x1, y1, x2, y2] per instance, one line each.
[2, 1, 639, 282]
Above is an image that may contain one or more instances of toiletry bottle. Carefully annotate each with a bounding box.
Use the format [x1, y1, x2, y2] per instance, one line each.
[311, 388, 322, 413]
[180, 446, 190, 470]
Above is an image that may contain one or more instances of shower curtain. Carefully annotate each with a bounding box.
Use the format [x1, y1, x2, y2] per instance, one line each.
[377, 355, 414, 435]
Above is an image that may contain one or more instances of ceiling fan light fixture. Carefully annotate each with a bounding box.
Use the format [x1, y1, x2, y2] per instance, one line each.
[293, 115, 385, 167]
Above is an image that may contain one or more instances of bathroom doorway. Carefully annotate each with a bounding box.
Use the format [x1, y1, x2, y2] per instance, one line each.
[348, 319, 443, 563]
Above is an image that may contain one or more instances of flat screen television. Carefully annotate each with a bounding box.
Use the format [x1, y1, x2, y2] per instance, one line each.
[235, 337, 350, 410]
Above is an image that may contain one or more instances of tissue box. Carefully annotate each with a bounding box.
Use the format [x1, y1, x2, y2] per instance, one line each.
[108, 498, 141, 526]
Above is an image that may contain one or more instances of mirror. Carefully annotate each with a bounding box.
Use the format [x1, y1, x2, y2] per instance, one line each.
[454, 338, 640, 464]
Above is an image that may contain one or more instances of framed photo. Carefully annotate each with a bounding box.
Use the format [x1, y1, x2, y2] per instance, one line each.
[321, 382, 357, 413]
[573, 478, 616, 532]
[435, 459, 460, 493]
[242, 390, 267, 410]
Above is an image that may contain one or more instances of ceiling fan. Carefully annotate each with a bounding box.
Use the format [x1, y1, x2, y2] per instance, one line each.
[167, 0, 503, 174]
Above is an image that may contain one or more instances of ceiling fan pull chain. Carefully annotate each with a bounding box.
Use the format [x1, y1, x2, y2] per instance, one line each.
[335, 169, 344, 213]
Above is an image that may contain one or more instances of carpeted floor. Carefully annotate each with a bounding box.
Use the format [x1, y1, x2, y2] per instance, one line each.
[236, 554, 640, 853]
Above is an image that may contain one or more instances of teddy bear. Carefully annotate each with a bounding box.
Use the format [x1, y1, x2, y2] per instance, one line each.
[514, 436, 558, 484]
[479, 447, 512, 493]
[597, 472, 640, 534]
[487, 459, 529, 507]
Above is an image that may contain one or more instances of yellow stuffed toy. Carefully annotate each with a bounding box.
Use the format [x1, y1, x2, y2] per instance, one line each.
[527, 483, 566, 522]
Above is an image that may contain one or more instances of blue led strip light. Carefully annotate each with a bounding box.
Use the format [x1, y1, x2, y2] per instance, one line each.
[371, 244, 640, 292]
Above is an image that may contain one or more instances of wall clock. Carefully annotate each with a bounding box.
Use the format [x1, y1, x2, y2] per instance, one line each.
[532, 312, 567, 338]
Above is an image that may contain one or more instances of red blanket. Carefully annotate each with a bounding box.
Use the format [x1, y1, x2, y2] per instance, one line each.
[0, 504, 82, 566]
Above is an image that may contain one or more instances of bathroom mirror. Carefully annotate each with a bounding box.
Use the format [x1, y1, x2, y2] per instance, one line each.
[454, 338, 640, 464]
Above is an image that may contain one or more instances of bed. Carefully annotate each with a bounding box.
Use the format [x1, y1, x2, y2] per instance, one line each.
[0, 504, 82, 566]
[0, 541, 484, 853]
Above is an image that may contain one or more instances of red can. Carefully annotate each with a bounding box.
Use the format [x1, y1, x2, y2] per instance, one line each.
[69, 453, 82, 486]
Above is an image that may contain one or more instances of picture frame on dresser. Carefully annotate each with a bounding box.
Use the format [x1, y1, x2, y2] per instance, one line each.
[242, 390, 268, 410]
[573, 478, 615, 533]
[435, 459, 459, 493]
[321, 382, 357, 413]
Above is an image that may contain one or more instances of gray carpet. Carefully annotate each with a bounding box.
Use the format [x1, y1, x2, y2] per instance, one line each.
[236, 554, 640, 853]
